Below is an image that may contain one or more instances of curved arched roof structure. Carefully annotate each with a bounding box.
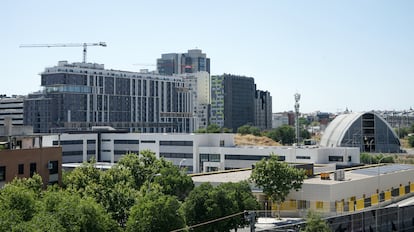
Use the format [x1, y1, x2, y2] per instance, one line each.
[320, 112, 401, 153]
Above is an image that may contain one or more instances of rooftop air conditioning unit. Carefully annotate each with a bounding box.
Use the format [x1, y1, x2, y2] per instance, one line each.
[334, 170, 345, 181]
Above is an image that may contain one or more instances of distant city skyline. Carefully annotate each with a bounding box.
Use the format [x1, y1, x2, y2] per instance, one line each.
[1, 0, 413, 113]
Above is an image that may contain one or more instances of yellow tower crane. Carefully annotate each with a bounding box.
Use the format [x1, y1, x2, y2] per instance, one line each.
[19, 42, 107, 63]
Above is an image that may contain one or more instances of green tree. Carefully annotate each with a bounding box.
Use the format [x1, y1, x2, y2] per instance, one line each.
[126, 192, 185, 232]
[298, 117, 309, 127]
[409, 135, 414, 147]
[155, 158, 194, 201]
[64, 160, 102, 196]
[182, 183, 220, 232]
[217, 181, 260, 230]
[301, 210, 330, 232]
[250, 154, 306, 218]
[265, 125, 295, 145]
[41, 189, 119, 232]
[361, 153, 394, 164]
[360, 153, 372, 164]
[97, 165, 139, 227]
[237, 125, 251, 135]
[0, 184, 37, 222]
[182, 182, 248, 232]
[12, 213, 65, 232]
[206, 124, 222, 133]
[237, 125, 261, 136]
[9, 173, 43, 195]
[395, 127, 409, 139]
[117, 151, 159, 189]
[194, 128, 207, 133]
[301, 128, 311, 140]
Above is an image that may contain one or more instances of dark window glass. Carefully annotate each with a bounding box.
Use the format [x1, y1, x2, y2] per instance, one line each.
[296, 156, 311, 160]
[30, 163, 37, 177]
[0, 166, 5, 181]
[18, 164, 24, 174]
[329, 156, 344, 162]
[48, 161, 58, 174]
[160, 141, 193, 146]
[62, 151, 83, 156]
[159, 153, 193, 159]
[53, 140, 83, 145]
[114, 140, 139, 144]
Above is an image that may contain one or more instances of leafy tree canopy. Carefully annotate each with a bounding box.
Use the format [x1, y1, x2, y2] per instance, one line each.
[250, 154, 306, 218]
[237, 125, 261, 136]
[265, 125, 295, 145]
[302, 210, 330, 232]
[181, 182, 259, 232]
[126, 192, 185, 232]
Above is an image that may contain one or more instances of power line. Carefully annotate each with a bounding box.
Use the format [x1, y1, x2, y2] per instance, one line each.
[170, 211, 246, 232]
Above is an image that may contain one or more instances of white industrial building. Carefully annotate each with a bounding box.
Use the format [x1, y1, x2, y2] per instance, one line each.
[192, 164, 414, 216]
[42, 131, 360, 173]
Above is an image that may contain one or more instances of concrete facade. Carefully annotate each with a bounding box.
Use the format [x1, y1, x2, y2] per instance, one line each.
[0, 96, 25, 126]
[42, 132, 359, 173]
[24, 61, 199, 134]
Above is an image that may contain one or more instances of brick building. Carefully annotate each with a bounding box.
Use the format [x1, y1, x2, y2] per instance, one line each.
[0, 146, 62, 188]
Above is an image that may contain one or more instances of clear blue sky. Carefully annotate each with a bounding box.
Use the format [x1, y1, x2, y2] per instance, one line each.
[1, 0, 413, 113]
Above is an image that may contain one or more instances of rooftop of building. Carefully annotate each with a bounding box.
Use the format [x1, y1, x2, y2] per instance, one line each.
[191, 164, 414, 187]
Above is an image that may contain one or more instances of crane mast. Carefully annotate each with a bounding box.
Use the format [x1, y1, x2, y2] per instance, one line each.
[19, 42, 107, 63]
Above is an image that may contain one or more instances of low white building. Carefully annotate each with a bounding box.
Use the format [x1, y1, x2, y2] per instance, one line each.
[42, 131, 360, 173]
[192, 164, 414, 217]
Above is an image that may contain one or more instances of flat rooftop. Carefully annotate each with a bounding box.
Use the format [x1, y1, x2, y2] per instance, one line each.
[191, 164, 414, 186]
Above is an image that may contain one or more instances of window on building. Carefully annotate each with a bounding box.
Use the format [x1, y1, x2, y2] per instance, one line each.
[296, 156, 311, 159]
[18, 164, 24, 175]
[316, 201, 324, 209]
[329, 156, 344, 162]
[0, 166, 5, 181]
[30, 163, 37, 177]
[220, 140, 225, 147]
[48, 161, 58, 175]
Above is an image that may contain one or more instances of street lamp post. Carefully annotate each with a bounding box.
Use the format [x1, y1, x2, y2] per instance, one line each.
[376, 156, 386, 232]
[179, 159, 187, 169]
[147, 173, 161, 194]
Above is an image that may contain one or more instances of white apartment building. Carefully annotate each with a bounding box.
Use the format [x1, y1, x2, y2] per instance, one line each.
[0, 96, 25, 126]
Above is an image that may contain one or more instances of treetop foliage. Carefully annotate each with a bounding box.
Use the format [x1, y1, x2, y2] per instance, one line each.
[250, 154, 306, 218]
[0, 149, 258, 231]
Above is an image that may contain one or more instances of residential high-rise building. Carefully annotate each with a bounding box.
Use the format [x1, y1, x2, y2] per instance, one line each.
[254, 90, 272, 130]
[211, 74, 271, 132]
[0, 96, 25, 126]
[178, 71, 211, 130]
[157, 49, 210, 75]
[24, 61, 197, 133]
